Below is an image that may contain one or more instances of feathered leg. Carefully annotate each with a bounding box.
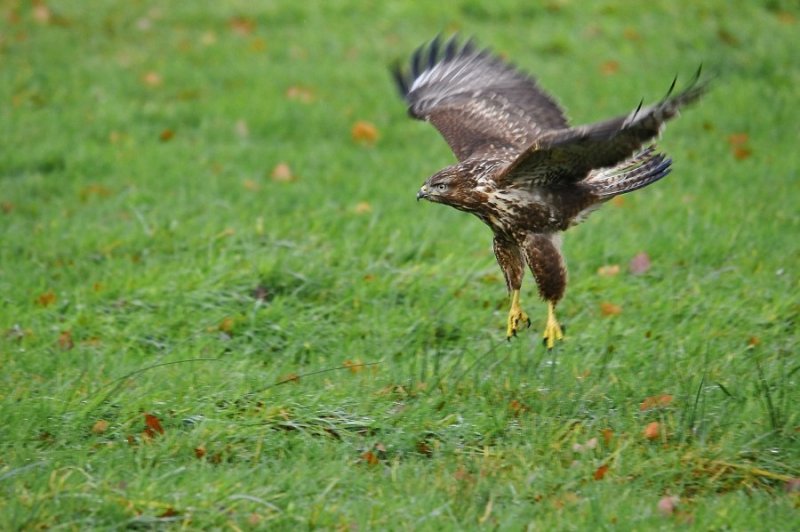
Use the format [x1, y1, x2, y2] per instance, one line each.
[523, 233, 566, 349]
[493, 236, 530, 339]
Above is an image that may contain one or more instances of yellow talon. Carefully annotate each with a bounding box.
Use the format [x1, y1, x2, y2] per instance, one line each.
[506, 289, 531, 339]
[543, 301, 564, 349]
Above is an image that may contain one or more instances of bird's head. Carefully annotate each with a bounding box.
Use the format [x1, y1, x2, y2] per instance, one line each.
[416, 167, 461, 206]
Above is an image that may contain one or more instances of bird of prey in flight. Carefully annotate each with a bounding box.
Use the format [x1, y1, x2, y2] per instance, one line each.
[393, 35, 707, 348]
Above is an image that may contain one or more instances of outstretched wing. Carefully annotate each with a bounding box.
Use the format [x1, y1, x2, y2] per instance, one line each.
[392, 35, 568, 162]
[498, 68, 709, 186]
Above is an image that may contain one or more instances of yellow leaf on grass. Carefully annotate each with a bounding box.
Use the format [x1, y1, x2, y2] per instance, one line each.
[278, 373, 300, 384]
[218, 317, 235, 333]
[354, 202, 372, 214]
[343, 359, 364, 373]
[597, 264, 620, 277]
[243, 179, 260, 191]
[141, 71, 162, 87]
[351, 121, 379, 145]
[286, 85, 315, 103]
[33, 3, 51, 24]
[270, 162, 296, 182]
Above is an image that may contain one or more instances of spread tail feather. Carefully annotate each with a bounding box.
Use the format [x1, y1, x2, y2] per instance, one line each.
[585, 146, 672, 199]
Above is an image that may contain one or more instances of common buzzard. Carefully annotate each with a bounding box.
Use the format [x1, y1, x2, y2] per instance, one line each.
[392, 36, 707, 348]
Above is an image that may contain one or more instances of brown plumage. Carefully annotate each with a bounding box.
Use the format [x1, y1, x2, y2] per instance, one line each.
[393, 36, 708, 348]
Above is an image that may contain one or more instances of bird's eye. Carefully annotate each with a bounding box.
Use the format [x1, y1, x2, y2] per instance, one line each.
[436, 183, 447, 192]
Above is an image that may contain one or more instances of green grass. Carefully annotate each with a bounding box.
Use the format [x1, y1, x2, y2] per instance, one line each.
[1, 0, 798, 529]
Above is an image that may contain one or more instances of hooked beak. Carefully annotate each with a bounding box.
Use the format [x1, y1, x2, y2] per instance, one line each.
[416, 184, 429, 201]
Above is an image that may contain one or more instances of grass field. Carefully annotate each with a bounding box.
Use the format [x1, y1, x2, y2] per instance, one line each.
[1, 0, 798, 529]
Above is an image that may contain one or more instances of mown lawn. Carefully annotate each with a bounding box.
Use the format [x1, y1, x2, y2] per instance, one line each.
[1, 0, 798, 529]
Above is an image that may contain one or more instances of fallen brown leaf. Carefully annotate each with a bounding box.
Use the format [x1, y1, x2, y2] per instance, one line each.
[593, 464, 609, 480]
[733, 146, 752, 160]
[640, 394, 673, 411]
[37, 291, 57, 307]
[158, 507, 179, 518]
[643, 421, 660, 440]
[144, 413, 165, 437]
[228, 16, 255, 36]
[57, 330, 74, 351]
[361, 450, 379, 466]
[416, 440, 433, 457]
[80, 184, 112, 201]
[717, 28, 739, 46]
[159, 128, 174, 142]
[194, 446, 206, 459]
[600, 302, 622, 316]
[249, 37, 267, 52]
[600, 60, 619, 75]
[601, 428, 614, 446]
[509, 399, 528, 416]
[776, 11, 796, 25]
[623, 27, 641, 41]
[727, 133, 749, 146]
[454, 466, 474, 483]
[92, 419, 109, 434]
